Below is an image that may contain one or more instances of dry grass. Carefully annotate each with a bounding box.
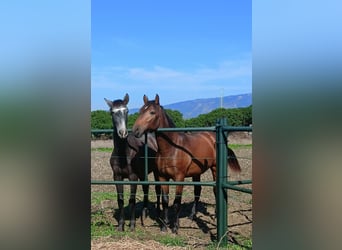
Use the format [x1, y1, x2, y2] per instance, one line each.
[91, 236, 187, 250]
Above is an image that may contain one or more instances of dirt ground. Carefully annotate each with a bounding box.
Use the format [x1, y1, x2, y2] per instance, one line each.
[91, 132, 252, 249]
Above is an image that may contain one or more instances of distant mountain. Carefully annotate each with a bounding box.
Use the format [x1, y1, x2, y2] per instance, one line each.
[130, 93, 252, 119]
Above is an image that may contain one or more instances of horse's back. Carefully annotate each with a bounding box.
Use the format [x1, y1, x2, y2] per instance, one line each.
[183, 131, 216, 158]
[171, 131, 216, 177]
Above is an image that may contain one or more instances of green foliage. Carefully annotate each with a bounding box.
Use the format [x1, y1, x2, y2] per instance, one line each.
[91, 105, 252, 129]
[91, 110, 112, 129]
[165, 109, 185, 127]
[128, 112, 139, 128]
[185, 105, 252, 127]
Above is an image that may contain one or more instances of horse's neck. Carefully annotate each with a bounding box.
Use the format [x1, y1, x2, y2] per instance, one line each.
[155, 111, 178, 151]
[159, 110, 175, 128]
[112, 128, 127, 154]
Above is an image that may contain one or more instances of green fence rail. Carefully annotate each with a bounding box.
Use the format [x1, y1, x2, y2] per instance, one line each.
[91, 118, 252, 247]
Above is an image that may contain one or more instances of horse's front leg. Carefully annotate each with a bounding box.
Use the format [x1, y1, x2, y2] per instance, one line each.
[172, 184, 184, 234]
[114, 175, 125, 232]
[159, 177, 170, 232]
[128, 174, 138, 231]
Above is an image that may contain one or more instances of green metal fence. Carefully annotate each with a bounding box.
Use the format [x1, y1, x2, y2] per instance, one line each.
[91, 118, 252, 247]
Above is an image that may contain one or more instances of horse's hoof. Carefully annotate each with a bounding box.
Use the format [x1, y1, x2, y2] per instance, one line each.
[117, 226, 124, 232]
[161, 226, 168, 232]
[171, 227, 178, 234]
[129, 222, 136, 232]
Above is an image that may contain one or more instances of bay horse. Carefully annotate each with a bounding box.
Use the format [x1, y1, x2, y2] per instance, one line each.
[104, 93, 161, 231]
[132, 94, 241, 233]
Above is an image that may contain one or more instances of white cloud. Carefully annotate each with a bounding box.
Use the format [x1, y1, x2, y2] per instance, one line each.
[100, 61, 247, 88]
[91, 59, 252, 109]
[91, 58, 251, 96]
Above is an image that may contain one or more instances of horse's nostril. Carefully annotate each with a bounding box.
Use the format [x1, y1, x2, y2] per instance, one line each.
[119, 129, 128, 138]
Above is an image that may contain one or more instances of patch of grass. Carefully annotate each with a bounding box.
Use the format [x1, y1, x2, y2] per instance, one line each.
[91, 192, 117, 205]
[91, 210, 115, 237]
[228, 144, 252, 149]
[241, 238, 252, 249]
[157, 234, 187, 247]
[206, 241, 252, 250]
[91, 147, 112, 152]
[206, 235, 252, 249]
[229, 238, 252, 249]
[229, 237, 252, 250]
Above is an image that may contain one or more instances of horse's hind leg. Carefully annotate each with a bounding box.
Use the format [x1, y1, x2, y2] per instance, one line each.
[153, 171, 161, 216]
[210, 166, 218, 217]
[155, 183, 161, 216]
[189, 175, 201, 220]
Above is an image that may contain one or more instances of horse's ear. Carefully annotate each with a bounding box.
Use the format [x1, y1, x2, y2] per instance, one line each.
[123, 93, 129, 105]
[143, 95, 148, 104]
[104, 98, 113, 109]
[155, 94, 159, 105]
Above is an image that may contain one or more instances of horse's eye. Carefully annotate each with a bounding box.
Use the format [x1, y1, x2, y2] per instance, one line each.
[150, 111, 156, 115]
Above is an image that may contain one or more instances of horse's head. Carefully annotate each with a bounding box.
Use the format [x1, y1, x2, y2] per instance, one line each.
[104, 93, 129, 139]
[133, 94, 161, 138]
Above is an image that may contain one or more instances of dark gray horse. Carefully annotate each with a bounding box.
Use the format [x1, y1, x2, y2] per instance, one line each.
[104, 93, 161, 231]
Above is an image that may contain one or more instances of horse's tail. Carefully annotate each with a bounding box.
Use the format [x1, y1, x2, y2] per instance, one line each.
[227, 147, 241, 172]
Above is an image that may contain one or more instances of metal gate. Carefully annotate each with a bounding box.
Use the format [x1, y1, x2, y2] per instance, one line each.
[91, 118, 252, 246]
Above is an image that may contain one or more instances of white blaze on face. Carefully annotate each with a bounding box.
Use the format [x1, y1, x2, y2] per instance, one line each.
[112, 107, 128, 138]
[112, 107, 127, 113]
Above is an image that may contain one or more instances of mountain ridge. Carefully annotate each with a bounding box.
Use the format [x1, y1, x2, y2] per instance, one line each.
[130, 93, 252, 119]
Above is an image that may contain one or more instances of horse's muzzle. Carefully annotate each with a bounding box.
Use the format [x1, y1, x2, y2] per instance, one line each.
[118, 129, 128, 139]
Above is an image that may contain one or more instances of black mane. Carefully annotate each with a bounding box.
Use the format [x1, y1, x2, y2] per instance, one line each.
[160, 105, 176, 128]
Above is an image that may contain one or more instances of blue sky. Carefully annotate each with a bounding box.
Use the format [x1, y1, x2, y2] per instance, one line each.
[92, 0, 251, 110]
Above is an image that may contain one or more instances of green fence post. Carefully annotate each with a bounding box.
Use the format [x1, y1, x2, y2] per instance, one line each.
[216, 118, 228, 247]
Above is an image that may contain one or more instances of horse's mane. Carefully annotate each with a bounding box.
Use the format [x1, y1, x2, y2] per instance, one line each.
[160, 105, 176, 128]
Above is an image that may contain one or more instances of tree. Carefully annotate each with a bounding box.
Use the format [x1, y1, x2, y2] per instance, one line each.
[91, 105, 252, 130]
[91, 110, 112, 129]
[128, 112, 139, 128]
[165, 109, 185, 127]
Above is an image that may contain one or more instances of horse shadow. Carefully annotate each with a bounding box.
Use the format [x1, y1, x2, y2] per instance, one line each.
[112, 201, 252, 248]
[112, 201, 162, 227]
[112, 200, 215, 231]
